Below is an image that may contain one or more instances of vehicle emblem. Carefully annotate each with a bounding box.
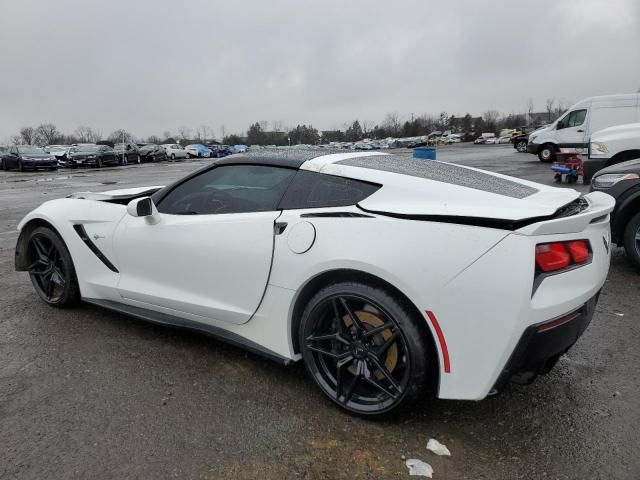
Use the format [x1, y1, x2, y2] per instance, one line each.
[602, 235, 610, 254]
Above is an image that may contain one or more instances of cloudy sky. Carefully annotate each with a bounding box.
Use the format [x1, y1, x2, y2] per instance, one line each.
[1, 0, 638, 141]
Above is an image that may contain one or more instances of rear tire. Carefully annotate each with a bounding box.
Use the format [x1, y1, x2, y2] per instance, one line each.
[299, 281, 432, 416]
[516, 140, 527, 153]
[538, 144, 556, 162]
[623, 211, 640, 270]
[26, 226, 80, 307]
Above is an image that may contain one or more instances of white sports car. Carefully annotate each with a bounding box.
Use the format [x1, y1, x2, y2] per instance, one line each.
[15, 150, 614, 415]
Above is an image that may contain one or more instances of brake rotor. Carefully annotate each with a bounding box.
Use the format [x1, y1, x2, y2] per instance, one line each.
[343, 310, 398, 378]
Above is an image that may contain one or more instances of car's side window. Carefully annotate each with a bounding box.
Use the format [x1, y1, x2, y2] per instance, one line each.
[557, 109, 587, 130]
[157, 165, 296, 215]
[278, 170, 380, 210]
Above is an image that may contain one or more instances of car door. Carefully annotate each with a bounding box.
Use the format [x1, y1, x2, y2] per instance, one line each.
[555, 108, 588, 150]
[7, 146, 18, 169]
[112, 163, 296, 325]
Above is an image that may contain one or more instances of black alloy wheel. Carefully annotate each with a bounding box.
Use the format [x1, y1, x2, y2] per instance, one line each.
[18, 160, 25, 172]
[623, 211, 640, 270]
[300, 282, 431, 416]
[97, 158, 103, 168]
[516, 140, 527, 153]
[26, 227, 79, 307]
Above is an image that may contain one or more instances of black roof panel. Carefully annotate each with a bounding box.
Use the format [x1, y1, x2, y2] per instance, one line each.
[215, 148, 345, 169]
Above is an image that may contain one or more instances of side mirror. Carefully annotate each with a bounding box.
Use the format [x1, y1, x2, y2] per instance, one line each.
[127, 197, 160, 224]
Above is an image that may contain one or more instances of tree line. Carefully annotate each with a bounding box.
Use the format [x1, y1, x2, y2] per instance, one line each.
[6, 98, 572, 147]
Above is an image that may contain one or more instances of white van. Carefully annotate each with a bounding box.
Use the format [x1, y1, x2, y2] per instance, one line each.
[527, 94, 640, 164]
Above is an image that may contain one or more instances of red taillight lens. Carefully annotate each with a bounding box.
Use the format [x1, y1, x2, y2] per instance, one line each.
[566, 240, 589, 264]
[535, 243, 571, 272]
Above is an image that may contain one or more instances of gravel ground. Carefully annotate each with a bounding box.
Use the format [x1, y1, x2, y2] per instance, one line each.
[1, 144, 638, 479]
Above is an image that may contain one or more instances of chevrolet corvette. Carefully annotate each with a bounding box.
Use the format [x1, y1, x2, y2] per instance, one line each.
[15, 150, 615, 415]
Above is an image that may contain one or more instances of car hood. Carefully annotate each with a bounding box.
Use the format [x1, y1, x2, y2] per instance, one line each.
[594, 158, 640, 176]
[67, 185, 164, 201]
[591, 122, 640, 141]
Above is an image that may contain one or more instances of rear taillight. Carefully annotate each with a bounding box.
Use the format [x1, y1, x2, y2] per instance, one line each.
[535, 240, 591, 273]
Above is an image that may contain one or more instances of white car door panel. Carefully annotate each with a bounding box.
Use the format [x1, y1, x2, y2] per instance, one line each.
[113, 211, 279, 325]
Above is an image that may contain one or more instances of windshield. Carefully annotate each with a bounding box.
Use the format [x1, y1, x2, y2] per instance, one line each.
[17, 146, 46, 154]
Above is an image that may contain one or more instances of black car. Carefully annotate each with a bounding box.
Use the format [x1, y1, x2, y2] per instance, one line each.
[67, 144, 118, 168]
[591, 159, 640, 268]
[113, 142, 140, 165]
[138, 144, 167, 162]
[1, 145, 57, 171]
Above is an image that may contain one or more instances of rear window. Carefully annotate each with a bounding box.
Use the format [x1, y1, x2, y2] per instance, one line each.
[278, 171, 380, 209]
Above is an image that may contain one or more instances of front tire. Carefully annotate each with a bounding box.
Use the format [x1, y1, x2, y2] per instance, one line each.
[623, 212, 640, 270]
[299, 281, 432, 416]
[26, 226, 80, 307]
[18, 160, 25, 172]
[516, 140, 527, 153]
[538, 144, 556, 162]
[171, 153, 176, 161]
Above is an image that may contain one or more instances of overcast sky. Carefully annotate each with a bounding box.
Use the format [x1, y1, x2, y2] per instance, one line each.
[1, 0, 639, 141]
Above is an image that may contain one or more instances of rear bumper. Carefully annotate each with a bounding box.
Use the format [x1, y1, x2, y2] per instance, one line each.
[491, 293, 599, 392]
[527, 141, 540, 154]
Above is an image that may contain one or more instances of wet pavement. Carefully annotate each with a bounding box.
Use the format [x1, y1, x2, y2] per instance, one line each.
[1, 145, 638, 479]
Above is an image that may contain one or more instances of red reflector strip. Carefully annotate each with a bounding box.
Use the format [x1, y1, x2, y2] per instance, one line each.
[426, 311, 450, 373]
[537, 310, 581, 333]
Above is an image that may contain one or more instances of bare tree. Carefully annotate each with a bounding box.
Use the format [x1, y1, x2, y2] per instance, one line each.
[35, 123, 61, 145]
[383, 112, 401, 136]
[20, 127, 36, 145]
[107, 129, 133, 143]
[360, 120, 373, 137]
[162, 130, 172, 141]
[74, 126, 102, 143]
[177, 126, 192, 142]
[527, 98, 535, 125]
[545, 98, 555, 122]
[147, 135, 161, 144]
[9, 134, 22, 145]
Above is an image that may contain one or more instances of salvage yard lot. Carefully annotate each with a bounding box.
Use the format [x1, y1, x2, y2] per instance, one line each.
[1, 144, 638, 479]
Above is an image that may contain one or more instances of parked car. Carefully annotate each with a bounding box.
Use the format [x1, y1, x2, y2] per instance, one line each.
[528, 93, 640, 162]
[208, 145, 232, 158]
[138, 144, 168, 162]
[15, 150, 614, 416]
[185, 144, 211, 158]
[591, 158, 640, 268]
[113, 143, 140, 165]
[67, 144, 118, 168]
[234, 144, 248, 153]
[496, 136, 512, 144]
[584, 123, 640, 182]
[473, 136, 486, 145]
[485, 137, 497, 144]
[445, 135, 461, 144]
[162, 144, 188, 161]
[1, 145, 57, 171]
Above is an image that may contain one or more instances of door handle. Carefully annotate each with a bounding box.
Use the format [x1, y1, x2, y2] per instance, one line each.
[274, 222, 288, 235]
